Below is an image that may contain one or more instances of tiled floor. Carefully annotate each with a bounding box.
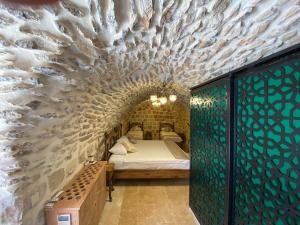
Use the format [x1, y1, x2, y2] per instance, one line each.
[99, 180, 199, 225]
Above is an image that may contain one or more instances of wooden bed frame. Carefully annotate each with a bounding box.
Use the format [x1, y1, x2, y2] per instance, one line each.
[127, 122, 144, 140]
[103, 124, 189, 179]
[127, 122, 144, 132]
[159, 122, 175, 131]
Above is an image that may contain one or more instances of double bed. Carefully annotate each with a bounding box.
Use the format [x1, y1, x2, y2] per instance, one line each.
[103, 124, 190, 179]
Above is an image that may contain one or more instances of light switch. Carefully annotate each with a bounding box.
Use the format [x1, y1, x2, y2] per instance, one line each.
[57, 214, 71, 225]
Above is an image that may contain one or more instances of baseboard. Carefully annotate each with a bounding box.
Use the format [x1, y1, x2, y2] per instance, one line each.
[189, 207, 201, 225]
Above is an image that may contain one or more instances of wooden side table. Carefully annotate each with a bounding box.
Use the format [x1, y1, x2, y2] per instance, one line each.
[144, 131, 152, 140]
[106, 163, 114, 202]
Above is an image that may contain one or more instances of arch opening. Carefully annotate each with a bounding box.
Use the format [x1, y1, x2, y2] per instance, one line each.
[0, 0, 299, 224]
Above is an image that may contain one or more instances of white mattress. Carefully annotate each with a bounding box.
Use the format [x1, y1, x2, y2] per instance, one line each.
[109, 140, 190, 170]
[160, 131, 183, 143]
[127, 130, 143, 140]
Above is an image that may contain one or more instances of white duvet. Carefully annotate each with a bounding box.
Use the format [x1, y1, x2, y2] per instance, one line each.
[109, 140, 189, 170]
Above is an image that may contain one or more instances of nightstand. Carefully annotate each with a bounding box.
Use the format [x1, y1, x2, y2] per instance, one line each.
[144, 131, 152, 140]
[106, 163, 114, 202]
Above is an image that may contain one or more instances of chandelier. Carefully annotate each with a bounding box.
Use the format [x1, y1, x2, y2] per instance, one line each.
[149, 82, 177, 107]
[150, 94, 177, 107]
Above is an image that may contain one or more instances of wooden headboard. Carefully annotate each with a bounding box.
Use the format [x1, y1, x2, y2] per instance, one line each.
[159, 122, 175, 132]
[128, 122, 144, 132]
[102, 124, 122, 161]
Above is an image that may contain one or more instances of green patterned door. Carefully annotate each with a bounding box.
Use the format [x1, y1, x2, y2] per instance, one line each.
[190, 78, 230, 225]
[234, 56, 300, 224]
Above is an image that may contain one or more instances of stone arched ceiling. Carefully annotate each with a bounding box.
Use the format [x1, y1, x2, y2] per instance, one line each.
[0, 0, 299, 96]
[0, 1, 300, 224]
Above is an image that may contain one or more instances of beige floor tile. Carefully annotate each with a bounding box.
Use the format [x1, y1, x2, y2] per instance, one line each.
[98, 179, 199, 225]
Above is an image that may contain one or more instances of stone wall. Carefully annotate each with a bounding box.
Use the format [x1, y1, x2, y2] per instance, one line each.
[176, 103, 190, 152]
[0, 0, 299, 224]
[0, 65, 184, 225]
[126, 100, 190, 151]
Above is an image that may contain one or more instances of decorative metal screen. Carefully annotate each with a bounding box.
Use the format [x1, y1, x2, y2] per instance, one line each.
[234, 57, 300, 224]
[190, 78, 229, 225]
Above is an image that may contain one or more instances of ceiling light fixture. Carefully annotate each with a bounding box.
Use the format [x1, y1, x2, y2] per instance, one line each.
[169, 95, 177, 102]
[152, 101, 161, 107]
[159, 96, 168, 105]
[150, 83, 177, 106]
[150, 95, 158, 102]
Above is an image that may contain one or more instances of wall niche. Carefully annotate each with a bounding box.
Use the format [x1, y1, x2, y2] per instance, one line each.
[125, 100, 190, 151]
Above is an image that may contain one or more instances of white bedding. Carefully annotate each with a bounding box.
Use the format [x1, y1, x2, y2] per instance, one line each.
[109, 140, 189, 170]
[127, 130, 143, 140]
[160, 131, 183, 143]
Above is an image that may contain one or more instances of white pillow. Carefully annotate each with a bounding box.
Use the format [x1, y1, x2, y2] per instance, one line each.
[162, 127, 172, 132]
[122, 142, 138, 153]
[109, 143, 127, 155]
[131, 126, 142, 131]
[117, 136, 131, 145]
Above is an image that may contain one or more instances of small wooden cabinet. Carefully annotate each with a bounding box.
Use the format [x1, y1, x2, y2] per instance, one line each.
[45, 161, 106, 225]
[144, 131, 152, 140]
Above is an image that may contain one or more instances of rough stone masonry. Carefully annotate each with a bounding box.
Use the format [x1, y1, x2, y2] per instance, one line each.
[0, 0, 299, 224]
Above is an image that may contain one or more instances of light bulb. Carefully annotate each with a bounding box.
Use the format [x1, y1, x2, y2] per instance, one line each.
[152, 101, 161, 107]
[150, 95, 157, 102]
[159, 96, 167, 105]
[169, 95, 177, 102]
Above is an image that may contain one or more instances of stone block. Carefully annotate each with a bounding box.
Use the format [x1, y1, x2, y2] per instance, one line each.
[0, 0, 297, 224]
[48, 169, 65, 191]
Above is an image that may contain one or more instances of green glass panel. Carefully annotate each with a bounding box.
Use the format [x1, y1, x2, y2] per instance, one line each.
[234, 57, 300, 224]
[190, 79, 229, 225]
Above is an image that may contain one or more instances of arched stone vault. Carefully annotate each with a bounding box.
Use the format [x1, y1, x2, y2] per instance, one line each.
[0, 0, 299, 224]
